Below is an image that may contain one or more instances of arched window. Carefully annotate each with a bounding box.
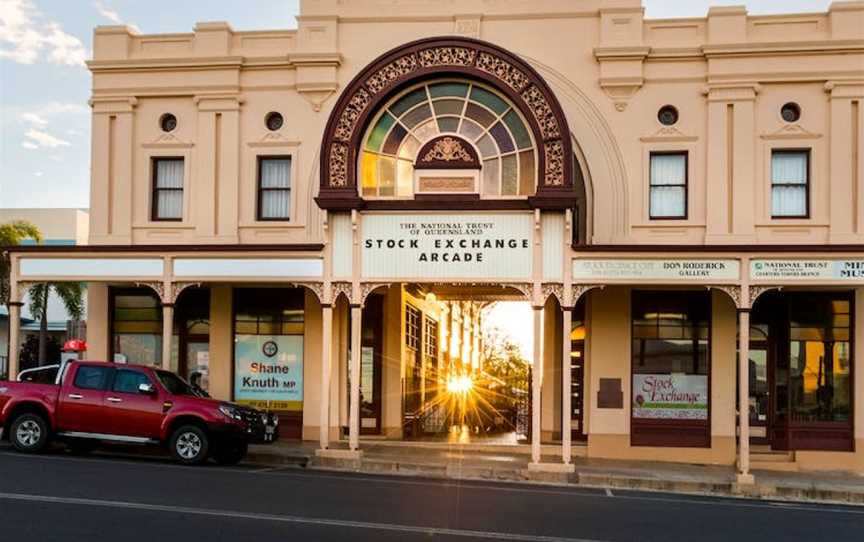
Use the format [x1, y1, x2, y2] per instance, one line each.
[359, 79, 537, 198]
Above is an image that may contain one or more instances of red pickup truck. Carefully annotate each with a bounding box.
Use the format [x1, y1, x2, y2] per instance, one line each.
[0, 361, 278, 465]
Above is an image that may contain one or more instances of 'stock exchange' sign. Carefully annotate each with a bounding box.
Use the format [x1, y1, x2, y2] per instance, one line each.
[362, 214, 533, 279]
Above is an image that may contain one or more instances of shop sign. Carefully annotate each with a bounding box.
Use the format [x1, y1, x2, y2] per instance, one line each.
[573, 259, 739, 281]
[234, 335, 303, 411]
[751, 259, 864, 281]
[361, 213, 532, 279]
[632, 374, 708, 420]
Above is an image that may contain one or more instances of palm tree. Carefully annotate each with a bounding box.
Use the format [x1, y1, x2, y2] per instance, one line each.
[28, 283, 85, 365]
[1, 220, 43, 367]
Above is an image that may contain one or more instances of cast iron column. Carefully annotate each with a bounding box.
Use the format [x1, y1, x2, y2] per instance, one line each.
[561, 307, 572, 464]
[161, 303, 173, 371]
[348, 304, 362, 451]
[531, 305, 543, 464]
[737, 308, 754, 484]
[319, 304, 333, 450]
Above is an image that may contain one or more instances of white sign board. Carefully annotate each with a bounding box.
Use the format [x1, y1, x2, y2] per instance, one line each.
[362, 214, 533, 279]
[751, 260, 864, 281]
[632, 374, 708, 420]
[573, 259, 739, 281]
[174, 258, 323, 278]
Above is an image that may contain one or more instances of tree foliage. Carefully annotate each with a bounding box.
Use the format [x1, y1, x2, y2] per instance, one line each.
[1, 220, 42, 305]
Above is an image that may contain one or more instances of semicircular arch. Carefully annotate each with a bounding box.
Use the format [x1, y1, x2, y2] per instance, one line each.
[317, 36, 578, 210]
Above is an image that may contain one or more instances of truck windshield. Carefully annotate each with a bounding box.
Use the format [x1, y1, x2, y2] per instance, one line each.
[155, 371, 198, 396]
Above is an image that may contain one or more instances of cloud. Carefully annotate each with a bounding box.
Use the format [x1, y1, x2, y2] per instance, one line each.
[34, 171, 43, 177]
[20, 112, 47, 125]
[92, 1, 140, 32]
[21, 141, 38, 150]
[92, 1, 122, 24]
[24, 127, 71, 148]
[0, 0, 86, 66]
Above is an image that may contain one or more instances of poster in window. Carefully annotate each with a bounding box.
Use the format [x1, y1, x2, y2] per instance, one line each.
[632, 374, 708, 420]
[234, 335, 303, 411]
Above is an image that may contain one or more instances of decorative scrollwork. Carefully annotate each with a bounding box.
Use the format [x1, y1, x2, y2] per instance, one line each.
[331, 282, 353, 304]
[170, 282, 201, 304]
[544, 140, 565, 186]
[360, 283, 391, 305]
[476, 52, 530, 92]
[421, 137, 473, 162]
[328, 142, 349, 187]
[334, 87, 372, 143]
[500, 282, 532, 300]
[521, 84, 560, 140]
[707, 285, 743, 309]
[298, 282, 324, 304]
[365, 54, 418, 95]
[417, 46, 476, 68]
[749, 285, 782, 308]
[135, 282, 166, 303]
[541, 283, 564, 306]
[572, 284, 604, 306]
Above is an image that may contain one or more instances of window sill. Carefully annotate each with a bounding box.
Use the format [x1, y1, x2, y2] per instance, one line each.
[134, 222, 195, 229]
[239, 221, 304, 229]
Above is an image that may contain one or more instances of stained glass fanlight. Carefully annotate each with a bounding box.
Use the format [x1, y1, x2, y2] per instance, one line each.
[359, 79, 537, 198]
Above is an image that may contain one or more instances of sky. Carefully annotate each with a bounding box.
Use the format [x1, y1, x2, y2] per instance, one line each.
[0, 0, 835, 209]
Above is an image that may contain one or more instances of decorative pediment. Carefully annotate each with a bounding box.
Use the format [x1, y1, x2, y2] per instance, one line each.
[640, 126, 698, 143]
[247, 130, 301, 148]
[142, 132, 194, 149]
[760, 123, 822, 141]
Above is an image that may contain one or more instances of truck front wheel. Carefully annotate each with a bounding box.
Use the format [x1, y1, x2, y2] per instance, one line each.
[169, 425, 209, 465]
[10, 413, 50, 454]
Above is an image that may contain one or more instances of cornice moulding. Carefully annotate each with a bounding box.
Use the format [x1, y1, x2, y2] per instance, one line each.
[702, 39, 864, 57]
[594, 46, 651, 60]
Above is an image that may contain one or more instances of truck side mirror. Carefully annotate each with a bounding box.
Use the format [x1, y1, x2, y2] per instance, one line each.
[138, 383, 156, 395]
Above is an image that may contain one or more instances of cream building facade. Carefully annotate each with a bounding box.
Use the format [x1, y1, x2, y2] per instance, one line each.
[5, 0, 864, 480]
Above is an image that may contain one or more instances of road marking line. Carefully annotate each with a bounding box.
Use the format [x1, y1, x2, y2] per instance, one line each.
[0, 491, 605, 542]
[605, 488, 614, 497]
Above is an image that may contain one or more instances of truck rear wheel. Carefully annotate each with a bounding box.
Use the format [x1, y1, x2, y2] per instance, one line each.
[10, 413, 50, 454]
[169, 425, 209, 465]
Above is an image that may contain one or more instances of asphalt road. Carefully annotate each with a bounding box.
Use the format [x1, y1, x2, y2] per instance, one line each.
[0, 445, 862, 542]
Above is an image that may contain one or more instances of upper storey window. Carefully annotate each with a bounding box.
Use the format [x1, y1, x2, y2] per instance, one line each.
[359, 80, 537, 198]
[152, 158, 184, 221]
[771, 150, 809, 218]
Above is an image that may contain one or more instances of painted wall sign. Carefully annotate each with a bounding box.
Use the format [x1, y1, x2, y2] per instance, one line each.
[632, 374, 708, 420]
[751, 260, 864, 281]
[234, 335, 303, 411]
[573, 259, 739, 281]
[361, 213, 533, 279]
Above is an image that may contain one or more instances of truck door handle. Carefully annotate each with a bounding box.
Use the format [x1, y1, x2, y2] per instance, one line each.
[68, 394, 83, 400]
[106, 397, 123, 403]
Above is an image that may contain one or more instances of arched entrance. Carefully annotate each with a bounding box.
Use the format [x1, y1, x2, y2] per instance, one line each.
[316, 36, 584, 220]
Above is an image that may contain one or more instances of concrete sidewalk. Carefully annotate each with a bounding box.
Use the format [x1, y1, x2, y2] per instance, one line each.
[246, 440, 864, 505]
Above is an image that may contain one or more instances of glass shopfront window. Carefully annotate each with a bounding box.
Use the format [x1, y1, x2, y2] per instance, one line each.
[788, 295, 852, 424]
[631, 291, 711, 447]
[111, 288, 163, 366]
[233, 288, 304, 413]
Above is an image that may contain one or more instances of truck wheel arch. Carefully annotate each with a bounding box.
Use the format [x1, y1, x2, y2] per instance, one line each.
[3, 402, 53, 438]
[163, 415, 208, 443]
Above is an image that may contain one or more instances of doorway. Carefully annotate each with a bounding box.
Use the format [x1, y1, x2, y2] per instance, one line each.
[175, 287, 211, 392]
[749, 291, 854, 451]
